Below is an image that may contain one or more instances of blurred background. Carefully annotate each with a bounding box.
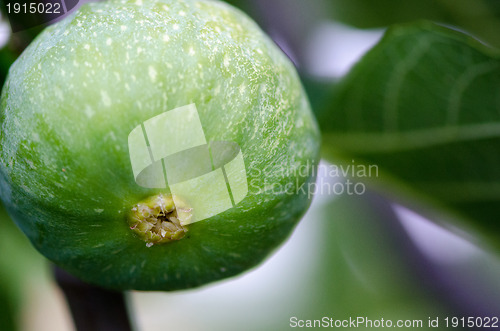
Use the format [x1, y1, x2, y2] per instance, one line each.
[1, 0, 500, 330]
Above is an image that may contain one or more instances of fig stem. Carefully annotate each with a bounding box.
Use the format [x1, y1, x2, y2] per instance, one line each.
[54, 266, 134, 331]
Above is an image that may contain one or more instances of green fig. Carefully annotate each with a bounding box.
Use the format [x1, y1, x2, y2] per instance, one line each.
[0, 0, 319, 290]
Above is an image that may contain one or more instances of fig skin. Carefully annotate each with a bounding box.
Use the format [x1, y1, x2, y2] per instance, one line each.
[0, 0, 320, 290]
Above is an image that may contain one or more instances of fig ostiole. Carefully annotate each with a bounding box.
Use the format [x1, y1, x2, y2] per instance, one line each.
[129, 194, 190, 246]
[0, 0, 320, 290]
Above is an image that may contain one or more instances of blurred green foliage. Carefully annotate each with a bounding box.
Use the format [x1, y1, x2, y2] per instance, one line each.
[297, 194, 452, 326]
[333, 0, 500, 47]
[290, 0, 500, 48]
[325, 0, 450, 28]
[244, 192, 461, 331]
[0, 46, 17, 88]
[0, 282, 17, 331]
[0, 204, 45, 330]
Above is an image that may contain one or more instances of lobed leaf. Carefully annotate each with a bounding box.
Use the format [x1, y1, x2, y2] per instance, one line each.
[319, 21, 500, 250]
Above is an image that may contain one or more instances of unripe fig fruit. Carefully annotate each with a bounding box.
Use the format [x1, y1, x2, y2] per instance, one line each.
[0, 0, 320, 290]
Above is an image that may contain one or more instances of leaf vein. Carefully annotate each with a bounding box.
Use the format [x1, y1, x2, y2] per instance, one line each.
[325, 122, 500, 153]
[447, 62, 499, 125]
[383, 38, 432, 132]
